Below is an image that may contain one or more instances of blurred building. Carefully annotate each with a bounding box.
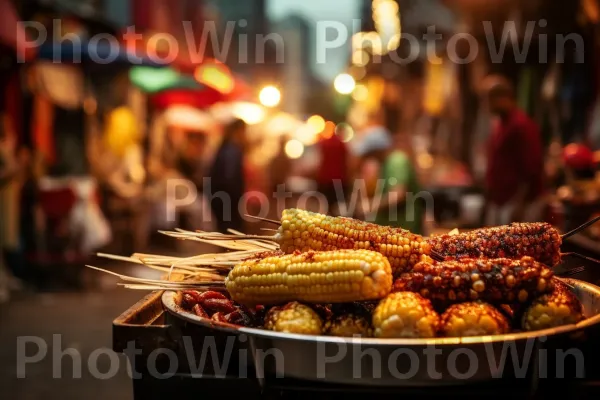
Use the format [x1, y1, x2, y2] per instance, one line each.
[207, 0, 268, 35]
[103, 0, 131, 27]
[272, 14, 311, 117]
[360, 0, 375, 31]
[205, 0, 276, 81]
[271, 14, 332, 119]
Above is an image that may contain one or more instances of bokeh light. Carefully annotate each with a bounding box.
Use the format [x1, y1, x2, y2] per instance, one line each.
[323, 121, 336, 139]
[259, 86, 281, 107]
[352, 84, 369, 102]
[352, 49, 370, 66]
[417, 153, 434, 170]
[334, 74, 356, 95]
[295, 124, 318, 146]
[336, 123, 355, 143]
[285, 139, 305, 159]
[307, 115, 326, 134]
[232, 102, 266, 125]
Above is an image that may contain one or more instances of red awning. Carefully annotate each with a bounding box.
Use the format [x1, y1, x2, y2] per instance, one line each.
[150, 75, 253, 110]
[150, 88, 225, 110]
[0, 0, 36, 60]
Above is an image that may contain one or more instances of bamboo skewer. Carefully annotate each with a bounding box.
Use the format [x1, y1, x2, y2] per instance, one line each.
[118, 283, 226, 291]
[244, 214, 281, 225]
[562, 216, 600, 240]
[86, 265, 225, 284]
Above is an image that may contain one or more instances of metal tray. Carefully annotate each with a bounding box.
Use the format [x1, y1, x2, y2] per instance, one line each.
[161, 279, 600, 386]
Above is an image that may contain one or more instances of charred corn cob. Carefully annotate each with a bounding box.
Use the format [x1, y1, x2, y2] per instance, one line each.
[324, 314, 372, 337]
[225, 250, 393, 306]
[428, 223, 562, 267]
[440, 302, 510, 337]
[264, 302, 323, 335]
[394, 257, 555, 305]
[522, 280, 584, 331]
[372, 292, 440, 338]
[275, 208, 433, 275]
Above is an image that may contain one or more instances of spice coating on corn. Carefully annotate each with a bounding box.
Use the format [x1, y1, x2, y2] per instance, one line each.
[275, 208, 433, 275]
[264, 302, 323, 335]
[225, 250, 393, 306]
[440, 302, 510, 337]
[522, 280, 584, 331]
[324, 314, 372, 337]
[393, 257, 555, 305]
[372, 292, 440, 338]
[428, 223, 562, 267]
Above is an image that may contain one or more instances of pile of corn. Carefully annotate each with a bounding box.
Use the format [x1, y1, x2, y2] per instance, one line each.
[175, 210, 586, 338]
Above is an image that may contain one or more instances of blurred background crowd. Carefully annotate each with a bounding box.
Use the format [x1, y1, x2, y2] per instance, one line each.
[1, 0, 600, 303]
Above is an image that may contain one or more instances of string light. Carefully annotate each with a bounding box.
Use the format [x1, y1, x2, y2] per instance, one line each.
[351, 0, 401, 65]
[372, 0, 402, 53]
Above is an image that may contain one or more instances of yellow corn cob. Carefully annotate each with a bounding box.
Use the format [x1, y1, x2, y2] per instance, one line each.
[522, 280, 585, 331]
[372, 292, 440, 338]
[275, 208, 433, 276]
[324, 314, 372, 337]
[440, 302, 510, 337]
[225, 250, 393, 306]
[264, 302, 323, 335]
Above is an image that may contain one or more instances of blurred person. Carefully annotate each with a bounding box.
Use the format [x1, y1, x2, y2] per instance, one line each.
[178, 131, 208, 189]
[269, 135, 292, 193]
[482, 76, 546, 225]
[208, 119, 248, 233]
[316, 126, 349, 215]
[0, 118, 21, 301]
[351, 123, 424, 235]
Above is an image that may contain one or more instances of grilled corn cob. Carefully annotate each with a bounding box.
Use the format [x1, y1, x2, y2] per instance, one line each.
[225, 250, 393, 306]
[394, 257, 555, 305]
[522, 280, 584, 331]
[372, 292, 440, 338]
[275, 208, 433, 275]
[264, 302, 323, 335]
[440, 302, 510, 337]
[324, 314, 372, 337]
[428, 223, 562, 267]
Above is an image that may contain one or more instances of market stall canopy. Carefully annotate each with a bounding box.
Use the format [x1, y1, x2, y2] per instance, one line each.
[150, 74, 252, 110]
[130, 66, 201, 94]
[36, 40, 166, 67]
[150, 88, 226, 110]
[195, 60, 253, 101]
[164, 105, 216, 132]
[210, 102, 267, 126]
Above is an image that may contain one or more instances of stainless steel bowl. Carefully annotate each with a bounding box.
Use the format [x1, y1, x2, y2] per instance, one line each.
[162, 278, 600, 386]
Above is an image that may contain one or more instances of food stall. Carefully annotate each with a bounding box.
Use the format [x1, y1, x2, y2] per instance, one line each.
[90, 206, 600, 398]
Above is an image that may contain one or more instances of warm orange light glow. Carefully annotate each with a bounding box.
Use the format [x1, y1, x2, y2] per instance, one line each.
[322, 121, 336, 139]
[195, 62, 235, 94]
[334, 74, 356, 95]
[259, 86, 281, 107]
[285, 139, 305, 159]
[307, 115, 326, 134]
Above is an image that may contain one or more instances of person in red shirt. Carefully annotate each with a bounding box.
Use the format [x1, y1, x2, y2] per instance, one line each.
[483, 76, 546, 225]
[316, 128, 349, 215]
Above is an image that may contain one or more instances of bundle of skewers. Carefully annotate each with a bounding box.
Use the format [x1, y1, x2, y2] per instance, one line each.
[90, 209, 599, 339]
